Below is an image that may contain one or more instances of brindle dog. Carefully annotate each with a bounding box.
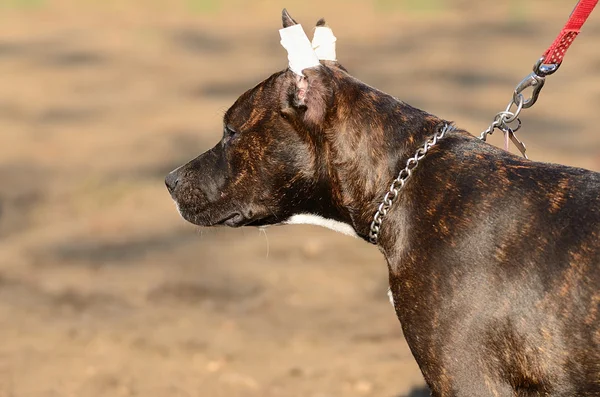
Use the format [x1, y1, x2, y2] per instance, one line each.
[166, 10, 600, 397]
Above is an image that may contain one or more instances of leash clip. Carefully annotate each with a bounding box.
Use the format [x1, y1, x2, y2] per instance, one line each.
[513, 71, 545, 109]
[480, 57, 560, 158]
[512, 57, 560, 110]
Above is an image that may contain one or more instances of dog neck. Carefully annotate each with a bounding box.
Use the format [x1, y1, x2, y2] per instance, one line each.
[322, 76, 446, 243]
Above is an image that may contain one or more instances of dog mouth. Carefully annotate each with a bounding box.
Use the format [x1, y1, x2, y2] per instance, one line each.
[186, 211, 250, 228]
[217, 212, 248, 227]
[177, 205, 274, 228]
[215, 213, 278, 228]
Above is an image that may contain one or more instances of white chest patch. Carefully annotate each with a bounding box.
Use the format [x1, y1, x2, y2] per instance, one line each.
[285, 214, 358, 238]
[387, 288, 395, 307]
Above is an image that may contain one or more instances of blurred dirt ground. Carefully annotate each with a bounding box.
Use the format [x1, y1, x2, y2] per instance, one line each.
[0, 1, 598, 396]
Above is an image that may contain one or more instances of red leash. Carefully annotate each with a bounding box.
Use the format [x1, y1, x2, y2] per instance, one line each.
[543, 0, 598, 66]
[480, 0, 598, 158]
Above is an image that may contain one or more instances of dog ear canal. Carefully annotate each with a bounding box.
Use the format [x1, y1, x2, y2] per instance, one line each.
[286, 67, 332, 127]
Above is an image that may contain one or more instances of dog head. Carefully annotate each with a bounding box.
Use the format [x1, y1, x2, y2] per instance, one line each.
[166, 10, 443, 240]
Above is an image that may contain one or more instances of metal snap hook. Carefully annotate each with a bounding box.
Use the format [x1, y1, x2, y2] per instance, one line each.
[513, 73, 546, 109]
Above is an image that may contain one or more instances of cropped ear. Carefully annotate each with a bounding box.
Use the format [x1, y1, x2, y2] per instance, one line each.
[279, 9, 333, 126]
[282, 9, 298, 28]
[312, 19, 337, 62]
[283, 66, 334, 128]
[311, 18, 348, 72]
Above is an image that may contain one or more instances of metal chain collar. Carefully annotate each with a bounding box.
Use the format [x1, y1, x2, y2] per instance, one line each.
[368, 57, 560, 245]
[368, 123, 456, 244]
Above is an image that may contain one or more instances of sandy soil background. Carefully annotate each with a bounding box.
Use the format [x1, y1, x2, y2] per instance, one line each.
[0, 0, 599, 396]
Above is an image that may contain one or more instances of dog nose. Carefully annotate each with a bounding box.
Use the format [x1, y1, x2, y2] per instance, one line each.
[165, 171, 179, 194]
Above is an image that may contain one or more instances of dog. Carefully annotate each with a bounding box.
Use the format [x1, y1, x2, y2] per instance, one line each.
[165, 10, 600, 396]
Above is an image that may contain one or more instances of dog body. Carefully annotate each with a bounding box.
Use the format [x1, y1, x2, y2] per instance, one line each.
[166, 12, 600, 396]
[384, 136, 600, 396]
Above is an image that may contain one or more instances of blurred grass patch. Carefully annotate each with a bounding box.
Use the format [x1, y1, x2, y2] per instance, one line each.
[508, 0, 529, 23]
[375, 0, 444, 14]
[71, 176, 135, 212]
[0, 0, 46, 9]
[186, 0, 220, 13]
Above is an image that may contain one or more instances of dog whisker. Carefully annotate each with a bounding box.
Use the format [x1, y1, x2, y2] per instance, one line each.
[259, 227, 270, 259]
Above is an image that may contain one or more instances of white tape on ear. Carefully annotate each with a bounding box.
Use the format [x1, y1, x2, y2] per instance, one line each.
[279, 24, 320, 76]
[312, 26, 337, 61]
